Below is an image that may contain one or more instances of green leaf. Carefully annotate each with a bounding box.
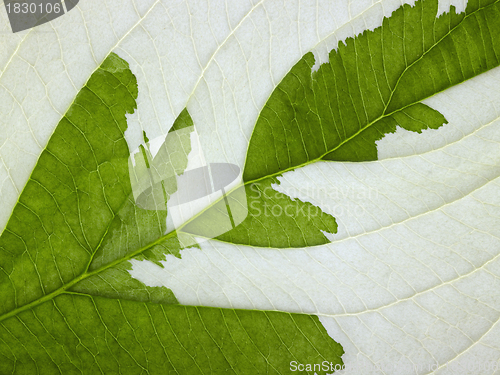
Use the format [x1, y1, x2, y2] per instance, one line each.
[207, 179, 338, 248]
[244, 0, 499, 181]
[0, 295, 343, 375]
[0, 52, 139, 317]
[0, 53, 343, 374]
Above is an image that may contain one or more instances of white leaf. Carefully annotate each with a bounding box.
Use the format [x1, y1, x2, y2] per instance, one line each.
[1, 0, 498, 373]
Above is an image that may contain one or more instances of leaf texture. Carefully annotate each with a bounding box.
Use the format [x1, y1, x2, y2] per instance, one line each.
[245, 0, 500, 181]
[1, 0, 500, 373]
[0, 52, 343, 374]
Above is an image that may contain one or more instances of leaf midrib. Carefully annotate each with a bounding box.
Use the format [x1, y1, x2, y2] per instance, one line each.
[0, 0, 497, 324]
